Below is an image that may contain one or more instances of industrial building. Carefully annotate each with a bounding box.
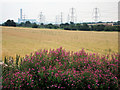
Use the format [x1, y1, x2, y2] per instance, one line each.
[18, 9, 36, 23]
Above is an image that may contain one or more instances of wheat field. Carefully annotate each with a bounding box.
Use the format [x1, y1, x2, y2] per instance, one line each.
[1, 26, 118, 59]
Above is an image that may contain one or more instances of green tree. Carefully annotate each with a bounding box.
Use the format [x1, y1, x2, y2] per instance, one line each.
[76, 23, 82, 30]
[90, 25, 94, 31]
[25, 21, 31, 27]
[96, 25, 105, 31]
[117, 21, 120, 25]
[45, 23, 54, 29]
[104, 26, 115, 31]
[3, 19, 16, 27]
[69, 24, 77, 30]
[18, 22, 25, 27]
[81, 23, 89, 31]
[32, 23, 38, 28]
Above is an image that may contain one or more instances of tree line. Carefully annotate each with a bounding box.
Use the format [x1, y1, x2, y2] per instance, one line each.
[1, 19, 120, 31]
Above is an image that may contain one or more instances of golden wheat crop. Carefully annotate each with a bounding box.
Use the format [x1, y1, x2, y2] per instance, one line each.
[1, 26, 118, 59]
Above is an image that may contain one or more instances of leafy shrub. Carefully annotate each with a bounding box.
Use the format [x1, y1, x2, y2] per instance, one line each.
[32, 23, 38, 28]
[2, 47, 119, 89]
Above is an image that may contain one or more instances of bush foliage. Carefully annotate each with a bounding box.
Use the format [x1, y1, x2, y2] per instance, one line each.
[2, 47, 119, 89]
[2, 20, 120, 31]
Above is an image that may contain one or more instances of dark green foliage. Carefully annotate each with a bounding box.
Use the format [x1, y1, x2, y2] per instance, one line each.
[117, 26, 120, 31]
[18, 22, 25, 27]
[62, 23, 77, 30]
[45, 23, 55, 29]
[32, 23, 38, 28]
[20, 58, 22, 64]
[104, 26, 115, 31]
[25, 21, 31, 27]
[76, 23, 82, 30]
[81, 23, 90, 31]
[92, 25, 105, 31]
[16, 55, 20, 66]
[4, 56, 8, 65]
[117, 21, 120, 25]
[2, 19, 16, 27]
[3, 19, 119, 32]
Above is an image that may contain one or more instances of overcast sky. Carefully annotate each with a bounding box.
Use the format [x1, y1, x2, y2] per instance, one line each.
[0, 0, 120, 24]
